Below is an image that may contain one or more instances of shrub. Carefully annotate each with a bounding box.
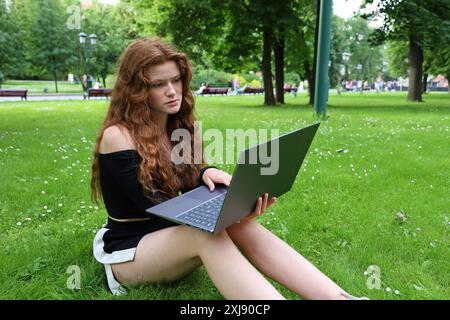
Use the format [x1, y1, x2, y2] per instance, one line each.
[285, 72, 300, 86]
[249, 79, 261, 88]
[191, 68, 233, 89]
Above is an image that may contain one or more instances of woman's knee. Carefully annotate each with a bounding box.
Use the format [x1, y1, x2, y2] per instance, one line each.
[182, 226, 235, 255]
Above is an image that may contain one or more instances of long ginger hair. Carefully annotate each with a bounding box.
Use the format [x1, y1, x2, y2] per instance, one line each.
[91, 38, 204, 204]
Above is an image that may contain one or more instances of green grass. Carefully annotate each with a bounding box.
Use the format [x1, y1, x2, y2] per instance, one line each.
[0, 92, 449, 300]
[1, 77, 117, 94]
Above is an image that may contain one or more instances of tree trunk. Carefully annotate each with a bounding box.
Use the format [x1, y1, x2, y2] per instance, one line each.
[102, 74, 107, 88]
[447, 74, 450, 94]
[422, 73, 428, 93]
[273, 31, 285, 104]
[53, 70, 59, 93]
[77, 73, 87, 91]
[305, 57, 313, 99]
[308, 0, 321, 105]
[262, 27, 276, 106]
[407, 38, 423, 102]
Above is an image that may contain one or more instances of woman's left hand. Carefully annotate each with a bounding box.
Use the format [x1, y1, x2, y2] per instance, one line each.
[238, 193, 277, 223]
[202, 168, 232, 191]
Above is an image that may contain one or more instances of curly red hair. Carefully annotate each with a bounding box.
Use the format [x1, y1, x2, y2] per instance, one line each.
[91, 38, 204, 203]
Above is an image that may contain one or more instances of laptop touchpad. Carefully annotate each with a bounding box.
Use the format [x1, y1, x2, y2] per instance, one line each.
[186, 185, 227, 201]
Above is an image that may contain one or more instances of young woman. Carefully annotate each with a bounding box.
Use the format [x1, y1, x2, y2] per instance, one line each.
[91, 37, 368, 300]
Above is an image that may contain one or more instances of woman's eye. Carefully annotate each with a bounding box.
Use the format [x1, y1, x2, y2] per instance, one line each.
[151, 83, 163, 88]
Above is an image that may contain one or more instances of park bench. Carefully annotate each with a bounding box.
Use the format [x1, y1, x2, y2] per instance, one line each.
[85, 88, 112, 99]
[0, 89, 28, 100]
[200, 87, 229, 95]
[283, 87, 298, 93]
[242, 87, 264, 94]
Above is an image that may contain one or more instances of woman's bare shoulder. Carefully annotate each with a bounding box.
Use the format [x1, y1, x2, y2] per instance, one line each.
[100, 125, 136, 153]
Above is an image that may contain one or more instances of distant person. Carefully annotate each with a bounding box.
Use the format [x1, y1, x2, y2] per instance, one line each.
[82, 74, 88, 89]
[238, 83, 248, 94]
[233, 78, 240, 95]
[356, 80, 362, 93]
[196, 83, 206, 95]
[299, 81, 305, 93]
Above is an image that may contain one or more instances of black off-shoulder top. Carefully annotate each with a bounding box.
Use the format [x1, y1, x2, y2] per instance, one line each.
[98, 149, 216, 220]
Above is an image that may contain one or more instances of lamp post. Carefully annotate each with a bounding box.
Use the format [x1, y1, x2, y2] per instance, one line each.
[314, 0, 333, 116]
[356, 64, 364, 93]
[342, 52, 351, 80]
[78, 32, 97, 92]
[341, 52, 351, 92]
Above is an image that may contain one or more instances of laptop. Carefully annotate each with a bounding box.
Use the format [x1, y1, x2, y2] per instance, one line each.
[146, 122, 320, 234]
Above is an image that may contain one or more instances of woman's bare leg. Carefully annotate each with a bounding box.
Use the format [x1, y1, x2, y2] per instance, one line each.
[227, 220, 348, 300]
[110, 225, 284, 300]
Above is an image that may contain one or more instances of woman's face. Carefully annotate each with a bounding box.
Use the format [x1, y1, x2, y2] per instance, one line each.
[146, 60, 183, 116]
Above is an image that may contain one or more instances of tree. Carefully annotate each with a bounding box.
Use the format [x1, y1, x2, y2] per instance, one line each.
[132, 0, 277, 105]
[328, 16, 384, 90]
[27, 0, 77, 92]
[0, 0, 26, 87]
[0, 0, 13, 87]
[285, 0, 318, 105]
[271, 1, 298, 104]
[428, 47, 450, 93]
[81, 2, 132, 88]
[226, 0, 300, 105]
[132, 0, 227, 65]
[329, 15, 347, 88]
[385, 40, 408, 78]
[363, 0, 450, 102]
[131, 0, 319, 106]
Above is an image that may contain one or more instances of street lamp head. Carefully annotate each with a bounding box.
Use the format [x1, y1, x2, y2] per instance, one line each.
[78, 32, 87, 44]
[342, 52, 351, 63]
[89, 34, 97, 46]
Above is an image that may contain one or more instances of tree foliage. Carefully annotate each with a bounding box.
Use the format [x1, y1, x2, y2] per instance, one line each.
[27, 0, 76, 92]
[80, 1, 132, 88]
[0, 0, 26, 86]
[362, 0, 450, 101]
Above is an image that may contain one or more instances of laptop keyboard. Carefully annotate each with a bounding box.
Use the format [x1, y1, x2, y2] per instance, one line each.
[177, 193, 226, 229]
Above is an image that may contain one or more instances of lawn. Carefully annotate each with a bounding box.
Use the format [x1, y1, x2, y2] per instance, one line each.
[1, 77, 117, 94]
[0, 92, 449, 300]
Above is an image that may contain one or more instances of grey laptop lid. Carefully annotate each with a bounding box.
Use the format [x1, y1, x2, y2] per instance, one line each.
[146, 122, 320, 234]
[213, 122, 320, 233]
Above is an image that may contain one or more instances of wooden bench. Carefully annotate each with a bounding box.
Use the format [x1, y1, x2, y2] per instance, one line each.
[283, 87, 298, 93]
[200, 87, 229, 95]
[85, 88, 112, 99]
[0, 89, 28, 100]
[242, 87, 264, 94]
